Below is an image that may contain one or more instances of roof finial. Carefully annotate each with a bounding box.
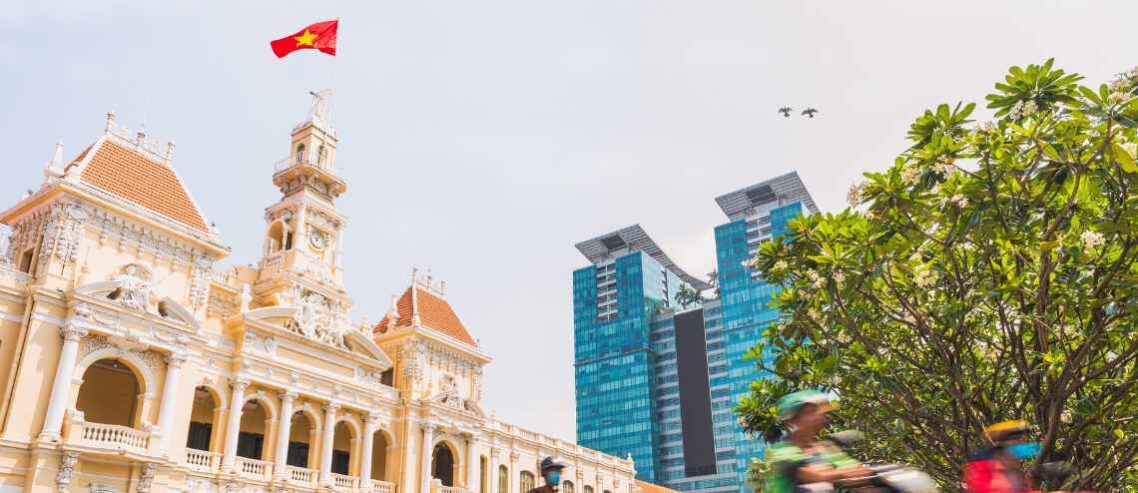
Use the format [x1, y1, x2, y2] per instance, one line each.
[43, 141, 65, 182]
[136, 124, 147, 147]
[105, 111, 116, 133]
[164, 140, 176, 162]
[307, 89, 334, 130]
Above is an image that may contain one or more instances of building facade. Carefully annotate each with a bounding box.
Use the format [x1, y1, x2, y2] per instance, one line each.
[572, 173, 816, 493]
[0, 95, 639, 493]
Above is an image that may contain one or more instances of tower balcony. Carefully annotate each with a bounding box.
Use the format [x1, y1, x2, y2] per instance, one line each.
[272, 154, 347, 196]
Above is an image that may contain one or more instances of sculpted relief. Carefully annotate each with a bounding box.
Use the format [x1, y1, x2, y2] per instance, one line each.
[283, 287, 353, 348]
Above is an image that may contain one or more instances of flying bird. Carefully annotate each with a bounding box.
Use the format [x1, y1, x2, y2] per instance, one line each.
[778, 107, 793, 118]
[801, 108, 819, 118]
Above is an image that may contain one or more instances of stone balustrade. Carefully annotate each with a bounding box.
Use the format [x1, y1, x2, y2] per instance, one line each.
[235, 457, 272, 480]
[185, 448, 221, 473]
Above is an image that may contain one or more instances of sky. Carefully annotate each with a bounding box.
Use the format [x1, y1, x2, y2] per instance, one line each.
[2, 0, 1136, 441]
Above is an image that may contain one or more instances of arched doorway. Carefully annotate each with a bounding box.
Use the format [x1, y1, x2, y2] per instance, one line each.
[237, 400, 269, 460]
[331, 420, 355, 475]
[432, 442, 456, 486]
[286, 410, 318, 468]
[76, 359, 141, 427]
[370, 430, 390, 480]
[186, 386, 218, 451]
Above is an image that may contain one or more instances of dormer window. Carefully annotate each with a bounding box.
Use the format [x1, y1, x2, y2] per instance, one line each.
[296, 143, 307, 164]
[17, 248, 35, 275]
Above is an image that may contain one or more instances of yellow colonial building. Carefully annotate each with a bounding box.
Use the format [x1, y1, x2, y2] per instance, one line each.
[0, 95, 637, 493]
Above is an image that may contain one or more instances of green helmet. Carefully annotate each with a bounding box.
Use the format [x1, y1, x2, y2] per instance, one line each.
[776, 389, 835, 421]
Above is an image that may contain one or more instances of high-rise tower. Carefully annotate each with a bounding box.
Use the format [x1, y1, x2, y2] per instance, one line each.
[572, 172, 817, 493]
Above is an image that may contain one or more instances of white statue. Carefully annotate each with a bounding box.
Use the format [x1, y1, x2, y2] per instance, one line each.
[114, 264, 151, 311]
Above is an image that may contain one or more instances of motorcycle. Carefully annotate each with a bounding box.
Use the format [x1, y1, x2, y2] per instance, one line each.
[794, 431, 939, 493]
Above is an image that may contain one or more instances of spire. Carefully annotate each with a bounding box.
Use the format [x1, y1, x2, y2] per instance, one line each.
[44, 141, 65, 182]
[410, 268, 422, 327]
[305, 89, 334, 132]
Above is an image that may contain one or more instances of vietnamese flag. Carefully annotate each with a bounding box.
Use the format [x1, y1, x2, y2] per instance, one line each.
[271, 20, 338, 58]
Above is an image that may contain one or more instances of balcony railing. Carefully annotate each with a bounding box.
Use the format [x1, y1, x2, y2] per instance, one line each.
[438, 486, 468, 493]
[367, 480, 396, 493]
[287, 466, 318, 486]
[332, 473, 358, 490]
[235, 457, 272, 480]
[0, 265, 30, 290]
[185, 448, 221, 473]
[273, 154, 343, 178]
[68, 417, 150, 455]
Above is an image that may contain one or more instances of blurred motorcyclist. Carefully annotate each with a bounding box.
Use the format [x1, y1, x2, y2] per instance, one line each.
[964, 420, 1040, 493]
[528, 457, 565, 493]
[763, 390, 871, 493]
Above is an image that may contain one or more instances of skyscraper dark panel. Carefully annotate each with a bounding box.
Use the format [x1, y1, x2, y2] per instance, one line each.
[674, 309, 717, 477]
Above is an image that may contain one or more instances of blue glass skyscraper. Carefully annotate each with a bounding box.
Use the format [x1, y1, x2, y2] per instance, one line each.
[574, 225, 710, 484]
[713, 173, 817, 491]
[573, 172, 816, 493]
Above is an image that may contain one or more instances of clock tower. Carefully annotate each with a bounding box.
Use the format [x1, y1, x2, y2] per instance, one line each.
[254, 90, 351, 314]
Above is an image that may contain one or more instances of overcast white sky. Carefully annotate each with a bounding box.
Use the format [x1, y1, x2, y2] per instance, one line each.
[2, 1, 1136, 441]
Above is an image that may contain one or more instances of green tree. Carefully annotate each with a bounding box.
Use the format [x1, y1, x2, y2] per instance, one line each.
[736, 60, 1138, 491]
[675, 283, 706, 309]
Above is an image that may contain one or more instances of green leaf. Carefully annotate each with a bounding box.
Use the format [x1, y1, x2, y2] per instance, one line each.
[1114, 143, 1138, 173]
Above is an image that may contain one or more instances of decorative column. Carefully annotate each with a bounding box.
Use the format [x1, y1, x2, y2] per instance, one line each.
[274, 391, 298, 480]
[509, 451, 519, 493]
[465, 432, 479, 490]
[489, 448, 499, 493]
[156, 352, 187, 452]
[360, 415, 378, 485]
[221, 378, 249, 471]
[39, 325, 88, 441]
[319, 403, 339, 484]
[419, 423, 436, 493]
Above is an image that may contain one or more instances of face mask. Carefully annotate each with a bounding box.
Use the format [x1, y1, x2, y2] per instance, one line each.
[1007, 442, 1040, 460]
[548, 472, 561, 486]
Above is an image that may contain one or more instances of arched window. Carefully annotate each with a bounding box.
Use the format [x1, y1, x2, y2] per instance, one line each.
[432, 443, 457, 486]
[498, 465, 508, 493]
[296, 143, 307, 163]
[186, 386, 218, 451]
[564, 480, 575, 493]
[584, 486, 594, 493]
[520, 471, 535, 493]
[286, 410, 317, 468]
[76, 358, 141, 427]
[331, 421, 355, 475]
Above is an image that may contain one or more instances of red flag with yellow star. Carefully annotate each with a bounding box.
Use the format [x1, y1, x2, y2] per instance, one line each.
[271, 20, 338, 58]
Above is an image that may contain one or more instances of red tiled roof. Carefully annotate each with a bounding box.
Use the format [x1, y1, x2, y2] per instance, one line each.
[374, 285, 477, 346]
[78, 140, 209, 232]
[636, 481, 681, 493]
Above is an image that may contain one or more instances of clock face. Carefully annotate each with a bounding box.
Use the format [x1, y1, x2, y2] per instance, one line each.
[309, 230, 327, 250]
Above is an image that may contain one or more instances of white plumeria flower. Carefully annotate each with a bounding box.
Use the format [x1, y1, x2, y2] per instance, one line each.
[1081, 230, 1105, 255]
[773, 260, 789, 273]
[1022, 100, 1039, 115]
[914, 268, 939, 288]
[900, 164, 919, 185]
[833, 271, 845, 286]
[847, 182, 863, 207]
[1009, 101, 1025, 119]
[948, 194, 968, 208]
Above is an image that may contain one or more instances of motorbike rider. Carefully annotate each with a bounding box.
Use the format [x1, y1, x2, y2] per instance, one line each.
[964, 420, 1041, 493]
[528, 457, 566, 493]
[763, 390, 871, 493]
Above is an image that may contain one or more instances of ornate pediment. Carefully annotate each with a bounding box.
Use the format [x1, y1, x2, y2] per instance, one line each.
[282, 287, 352, 348]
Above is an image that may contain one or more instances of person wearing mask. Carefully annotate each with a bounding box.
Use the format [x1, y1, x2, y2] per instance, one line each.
[763, 390, 871, 493]
[528, 457, 566, 493]
[964, 420, 1041, 493]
